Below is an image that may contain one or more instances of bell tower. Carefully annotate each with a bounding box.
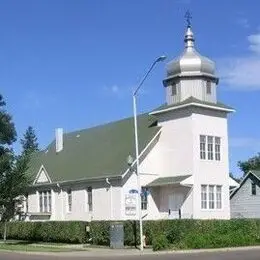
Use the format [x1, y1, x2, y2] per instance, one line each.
[163, 13, 219, 106]
[150, 13, 235, 219]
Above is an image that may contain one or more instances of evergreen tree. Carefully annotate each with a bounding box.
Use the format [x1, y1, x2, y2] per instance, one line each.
[20, 126, 39, 156]
[0, 94, 31, 236]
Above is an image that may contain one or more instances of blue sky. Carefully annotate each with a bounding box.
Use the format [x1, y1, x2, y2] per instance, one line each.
[1, 0, 260, 176]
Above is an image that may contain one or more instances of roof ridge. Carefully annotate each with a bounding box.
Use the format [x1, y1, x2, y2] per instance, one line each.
[64, 112, 152, 136]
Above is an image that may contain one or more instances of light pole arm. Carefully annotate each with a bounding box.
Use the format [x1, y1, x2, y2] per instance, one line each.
[133, 60, 158, 97]
[132, 55, 166, 251]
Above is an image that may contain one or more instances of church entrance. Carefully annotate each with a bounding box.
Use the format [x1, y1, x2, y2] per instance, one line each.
[168, 192, 184, 219]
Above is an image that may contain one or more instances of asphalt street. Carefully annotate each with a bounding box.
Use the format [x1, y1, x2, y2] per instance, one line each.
[1, 248, 260, 260]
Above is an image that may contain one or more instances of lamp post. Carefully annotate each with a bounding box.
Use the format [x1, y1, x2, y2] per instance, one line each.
[132, 55, 166, 251]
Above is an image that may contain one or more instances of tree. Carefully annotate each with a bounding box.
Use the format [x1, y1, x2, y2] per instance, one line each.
[238, 153, 260, 176]
[229, 172, 241, 184]
[0, 94, 31, 240]
[20, 126, 39, 156]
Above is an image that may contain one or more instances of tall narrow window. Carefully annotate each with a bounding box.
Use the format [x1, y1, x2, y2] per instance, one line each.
[48, 192, 52, 212]
[43, 191, 48, 212]
[201, 185, 207, 209]
[215, 137, 221, 161]
[25, 194, 28, 213]
[39, 193, 43, 212]
[87, 187, 93, 212]
[216, 186, 222, 209]
[141, 187, 148, 210]
[171, 84, 177, 96]
[206, 81, 211, 94]
[200, 135, 206, 159]
[207, 136, 214, 160]
[67, 189, 72, 212]
[39, 191, 51, 213]
[252, 182, 256, 195]
[209, 185, 215, 209]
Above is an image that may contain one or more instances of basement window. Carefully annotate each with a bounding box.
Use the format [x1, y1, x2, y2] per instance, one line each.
[252, 182, 256, 195]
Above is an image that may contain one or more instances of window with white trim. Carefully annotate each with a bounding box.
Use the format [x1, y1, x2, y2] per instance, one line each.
[200, 135, 221, 161]
[206, 81, 211, 94]
[207, 136, 214, 160]
[87, 187, 93, 212]
[216, 186, 222, 209]
[67, 189, 72, 212]
[201, 185, 207, 209]
[252, 182, 256, 195]
[39, 191, 52, 213]
[209, 185, 215, 209]
[200, 135, 206, 160]
[141, 187, 148, 210]
[201, 185, 222, 210]
[171, 84, 177, 96]
[215, 137, 221, 161]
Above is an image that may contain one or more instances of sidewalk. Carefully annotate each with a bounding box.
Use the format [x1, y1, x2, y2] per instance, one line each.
[5, 245, 260, 258]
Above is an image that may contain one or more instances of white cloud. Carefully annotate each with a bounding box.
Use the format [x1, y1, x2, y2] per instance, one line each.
[248, 34, 260, 54]
[230, 137, 260, 151]
[23, 90, 56, 110]
[218, 31, 260, 90]
[111, 85, 119, 94]
[236, 18, 250, 29]
[102, 84, 151, 99]
[102, 85, 130, 98]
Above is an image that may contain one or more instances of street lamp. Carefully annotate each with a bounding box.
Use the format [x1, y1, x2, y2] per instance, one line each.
[132, 55, 166, 251]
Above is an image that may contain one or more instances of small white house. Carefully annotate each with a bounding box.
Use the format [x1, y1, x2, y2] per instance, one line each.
[25, 23, 237, 222]
[230, 170, 260, 218]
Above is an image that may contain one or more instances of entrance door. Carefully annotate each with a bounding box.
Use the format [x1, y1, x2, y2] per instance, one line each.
[168, 193, 184, 219]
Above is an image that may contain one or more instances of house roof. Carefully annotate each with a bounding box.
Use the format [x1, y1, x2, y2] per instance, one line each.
[28, 113, 160, 183]
[146, 175, 191, 187]
[251, 170, 260, 178]
[230, 169, 260, 199]
[150, 97, 234, 115]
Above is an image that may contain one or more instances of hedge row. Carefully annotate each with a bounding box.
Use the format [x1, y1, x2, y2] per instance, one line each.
[1, 219, 260, 250]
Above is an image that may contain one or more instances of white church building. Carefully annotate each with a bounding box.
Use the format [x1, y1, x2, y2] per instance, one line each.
[25, 22, 238, 221]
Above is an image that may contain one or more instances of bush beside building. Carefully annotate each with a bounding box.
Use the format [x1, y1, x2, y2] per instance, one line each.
[0, 219, 260, 250]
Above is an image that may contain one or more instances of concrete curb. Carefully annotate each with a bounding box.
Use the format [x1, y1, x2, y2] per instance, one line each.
[1, 245, 260, 257]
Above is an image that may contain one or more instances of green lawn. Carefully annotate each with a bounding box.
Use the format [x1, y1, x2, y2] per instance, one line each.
[0, 242, 85, 252]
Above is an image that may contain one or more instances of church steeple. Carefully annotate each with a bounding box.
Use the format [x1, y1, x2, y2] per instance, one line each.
[184, 26, 195, 50]
[163, 13, 219, 106]
[184, 11, 195, 50]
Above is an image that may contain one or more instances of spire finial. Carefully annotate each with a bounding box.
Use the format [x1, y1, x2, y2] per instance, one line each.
[184, 11, 194, 50]
[185, 10, 192, 27]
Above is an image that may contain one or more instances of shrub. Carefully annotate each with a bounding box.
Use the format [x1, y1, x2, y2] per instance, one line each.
[152, 234, 169, 251]
[1, 219, 260, 249]
[0, 221, 88, 244]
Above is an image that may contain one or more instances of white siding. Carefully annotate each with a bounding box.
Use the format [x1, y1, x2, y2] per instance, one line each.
[166, 79, 217, 105]
[191, 109, 230, 219]
[231, 177, 260, 218]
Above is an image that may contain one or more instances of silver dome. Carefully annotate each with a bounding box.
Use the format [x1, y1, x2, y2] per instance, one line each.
[167, 26, 215, 78]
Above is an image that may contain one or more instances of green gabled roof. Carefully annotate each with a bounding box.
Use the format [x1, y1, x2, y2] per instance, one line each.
[251, 170, 260, 178]
[29, 113, 160, 183]
[146, 175, 191, 187]
[151, 97, 234, 114]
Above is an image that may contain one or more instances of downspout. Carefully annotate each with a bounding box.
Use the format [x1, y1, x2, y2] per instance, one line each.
[106, 178, 113, 220]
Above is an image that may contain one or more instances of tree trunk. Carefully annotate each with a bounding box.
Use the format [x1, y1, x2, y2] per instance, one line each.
[3, 222, 7, 242]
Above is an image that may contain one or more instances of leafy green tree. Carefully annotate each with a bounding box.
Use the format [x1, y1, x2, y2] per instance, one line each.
[238, 153, 260, 176]
[229, 172, 241, 184]
[20, 126, 39, 156]
[0, 94, 31, 240]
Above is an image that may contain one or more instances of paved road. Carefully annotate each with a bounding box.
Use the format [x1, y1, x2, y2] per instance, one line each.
[0, 248, 260, 260]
